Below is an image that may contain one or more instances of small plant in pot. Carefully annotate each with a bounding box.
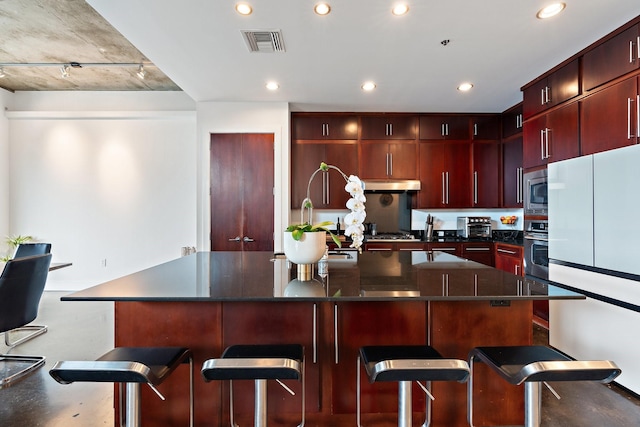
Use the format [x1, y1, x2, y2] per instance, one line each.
[1, 234, 33, 262]
[284, 162, 366, 265]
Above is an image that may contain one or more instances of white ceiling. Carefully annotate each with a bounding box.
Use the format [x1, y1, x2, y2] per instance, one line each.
[12, 1, 640, 113]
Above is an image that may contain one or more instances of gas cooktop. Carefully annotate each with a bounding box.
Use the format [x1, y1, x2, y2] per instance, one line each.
[366, 233, 420, 242]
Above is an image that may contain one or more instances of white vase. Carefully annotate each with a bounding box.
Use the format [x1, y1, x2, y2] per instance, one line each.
[283, 231, 327, 265]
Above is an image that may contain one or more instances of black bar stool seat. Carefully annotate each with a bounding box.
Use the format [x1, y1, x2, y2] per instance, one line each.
[468, 345, 621, 427]
[358, 345, 470, 427]
[50, 346, 194, 427]
[201, 344, 305, 427]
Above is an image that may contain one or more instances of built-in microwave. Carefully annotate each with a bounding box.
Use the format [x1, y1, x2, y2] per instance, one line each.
[524, 168, 548, 216]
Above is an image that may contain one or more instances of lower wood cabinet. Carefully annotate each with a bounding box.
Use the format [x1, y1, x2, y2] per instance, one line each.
[494, 243, 524, 276]
[461, 242, 494, 266]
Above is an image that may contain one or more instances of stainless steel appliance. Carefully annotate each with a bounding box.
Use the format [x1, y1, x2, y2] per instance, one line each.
[366, 232, 420, 242]
[456, 216, 492, 239]
[524, 168, 548, 215]
[524, 219, 549, 280]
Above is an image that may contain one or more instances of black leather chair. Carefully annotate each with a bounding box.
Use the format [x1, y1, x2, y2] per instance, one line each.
[5, 243, 52, 347]
[50, 346, 194, 427]
[0, 253, 52, 388]
[202, 344, 305, 427]
[358, 345, 470, 427]
[467, 345, 622, 427]
[14, 242, 52, 258]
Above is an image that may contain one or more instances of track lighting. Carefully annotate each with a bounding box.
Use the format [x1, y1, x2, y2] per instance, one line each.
[60, 65, 70, 78]
[136, 64, 145, 80]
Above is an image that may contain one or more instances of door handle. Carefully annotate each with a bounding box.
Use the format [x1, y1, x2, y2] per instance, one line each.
[228, 236, 241, 242]
[243, 236, 254, 242]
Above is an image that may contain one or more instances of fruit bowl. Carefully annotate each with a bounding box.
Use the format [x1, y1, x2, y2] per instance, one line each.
[500, 215, 518, 225]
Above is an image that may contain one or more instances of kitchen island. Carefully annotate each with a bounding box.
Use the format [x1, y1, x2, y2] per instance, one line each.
[64, 251, 582, 426]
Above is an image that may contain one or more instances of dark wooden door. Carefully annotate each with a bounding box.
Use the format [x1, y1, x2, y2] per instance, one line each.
[359, 142, 391, 178]
[419, 115, 470, 140]
[418, 142, 445, 207]
[546, 102, 579, 163]
[472, 141, 500, 207]
[581, 77, 638, 155]
[523, 115, 547, 169]
[583, 25, 640, 91]
[360, 115, 417, 139]
[291, 142, 325, 209]
[502, 137, 523, 207]
[292, 114, 358, 139]
[445, 142, 472, 208]
[210, 133, 274, 251]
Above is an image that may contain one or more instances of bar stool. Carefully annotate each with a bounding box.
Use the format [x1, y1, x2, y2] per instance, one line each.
[358, 345, 471, 427]
[49, 346, 194, 427]
[467, 345, 621, 427]
[201, 344, 304, 427]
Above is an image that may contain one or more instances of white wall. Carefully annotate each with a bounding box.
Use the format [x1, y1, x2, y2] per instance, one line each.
[196, 102, 290, 251]
[0, 89, 11, 248]
[7, 91, 198, 290]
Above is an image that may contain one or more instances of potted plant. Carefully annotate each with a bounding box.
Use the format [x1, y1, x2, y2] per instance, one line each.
[284, 162, 366, 265]
[1, 235, 33, 262]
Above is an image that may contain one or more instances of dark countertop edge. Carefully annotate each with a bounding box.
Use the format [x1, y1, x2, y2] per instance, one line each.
[61, 295, 584, 302]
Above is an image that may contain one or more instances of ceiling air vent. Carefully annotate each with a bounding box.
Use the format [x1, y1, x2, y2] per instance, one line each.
[241, 30, 286, 53]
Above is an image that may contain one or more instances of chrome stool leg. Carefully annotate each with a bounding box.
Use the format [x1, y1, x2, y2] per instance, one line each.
[524, 382, 541, 427]
[255, 379, 267, 427]
[398, 380, 412, 427]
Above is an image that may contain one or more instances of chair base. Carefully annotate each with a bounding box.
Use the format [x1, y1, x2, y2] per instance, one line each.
[4, 325, 48, 348]
[0, 353, 46, 389]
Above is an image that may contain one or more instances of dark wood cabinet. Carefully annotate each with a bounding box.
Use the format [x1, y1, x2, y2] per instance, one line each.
[359, 115, 417, 139]
[581, 76, 639, 155]
[331, 301, 427, 414]
[472, 141, 500, 207]
[502, 137, 523, 208]
[418, 142, 471, 208]
[291, 141, 358, 209]
[502, 104, 523, 139]
[427, 242, 461, 256]
[523, 102, 579, 169]
[292, 114, 358, 140]
[471, 114, 501, 140]
[523, 59, 579, 119]
[359, 142, 418, 179]
[461, 242, 494, 266]
[494, 243, 523, 276]
[583, 24, 640, 92]
[419, 115, 470, 140]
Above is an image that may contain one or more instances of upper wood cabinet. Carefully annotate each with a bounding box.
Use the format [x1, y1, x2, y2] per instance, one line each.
[359, 115, 417, 139]
[502, 137, 523, 208]
[359, 142, 418, 179]
[419, 115, 470, 140]
[470, 114, 501, 140]
[291, 141, 358, 209]
[583, 24, 640, 92]
[292, 114, 358, 140]
[523, 102, 579, 169]
[581, 76, 639, 156]
[502, 103, 523, 139]
[522, 59, 579, 119]
[472, 141, 500, 208]
[418, 141, 471, 208]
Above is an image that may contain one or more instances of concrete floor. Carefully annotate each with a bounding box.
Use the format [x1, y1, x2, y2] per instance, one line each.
[2, 292, 640, 426]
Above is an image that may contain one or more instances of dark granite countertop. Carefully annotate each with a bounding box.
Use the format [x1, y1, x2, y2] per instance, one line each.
[63, 251, 580, 302]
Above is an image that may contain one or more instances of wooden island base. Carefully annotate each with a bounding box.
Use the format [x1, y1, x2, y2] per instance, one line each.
[114, 299, 532, 427]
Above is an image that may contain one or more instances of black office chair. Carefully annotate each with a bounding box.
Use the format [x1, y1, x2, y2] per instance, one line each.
[0, 253, 52, 389]
[4, 243, 52, 347]
[14, 242, 52, 258]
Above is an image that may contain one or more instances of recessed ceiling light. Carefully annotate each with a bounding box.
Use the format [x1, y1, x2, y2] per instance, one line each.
[266, 81, 279, 91]
[236, 3, 253, 15]
[361, 81, 376, 91]
[314, 3, 331, 15]
[536, 2, 566, 19]
[457, 82, 473, 92]
[392, 4, 409, 16]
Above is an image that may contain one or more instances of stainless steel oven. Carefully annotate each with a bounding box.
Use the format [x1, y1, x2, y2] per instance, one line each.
[456, 216, 492, 239]
[524, 219, 548, 280]
[524, 168, 548, 216]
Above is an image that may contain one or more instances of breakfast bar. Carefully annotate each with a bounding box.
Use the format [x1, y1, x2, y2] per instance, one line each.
[63, 251, 583, 426]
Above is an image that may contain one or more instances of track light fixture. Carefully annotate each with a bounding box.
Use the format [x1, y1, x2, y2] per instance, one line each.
[136, 64, 145, 80]
[60, 64, 70, 78]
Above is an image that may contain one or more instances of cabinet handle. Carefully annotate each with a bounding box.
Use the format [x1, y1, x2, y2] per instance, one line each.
[473, 123, 478, 137]
[368, 248, 392, 251]
[242, 236, 254, 242]
[473, 171, 478, 204]
[441, 123, 445, 136]
[442, 273, 449, 296]
[628, 98, 634, 139]
[516, 113, 523, 129]
[515, 264, 520, 275]
[540, 129, 545, 160]
[388, 123, 393, 136]
[228, 236, 241, 242]
[434, 247, 457, 251]
[312, 303, 317, 364]
[630, 39, 636, 64]
[325, 173, 330, 204]
[540, 88, 545, 106]
[445, 171, 450, 204]
[389, 152, 393, 176]
[385, 152, 390, 176]
[334, 304, 339, 364]
[466, 247, 491, 251]
[516, 167, 523, 203]
[497, 248, 518, 255]
[546, 86, 551, 104]
[637, 94, 640, 138]
[441, 172, 446, 204]
[545, 128, 551, 159]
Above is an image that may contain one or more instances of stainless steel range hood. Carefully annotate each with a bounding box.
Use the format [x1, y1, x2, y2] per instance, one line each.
[362, 179, 421, 192]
